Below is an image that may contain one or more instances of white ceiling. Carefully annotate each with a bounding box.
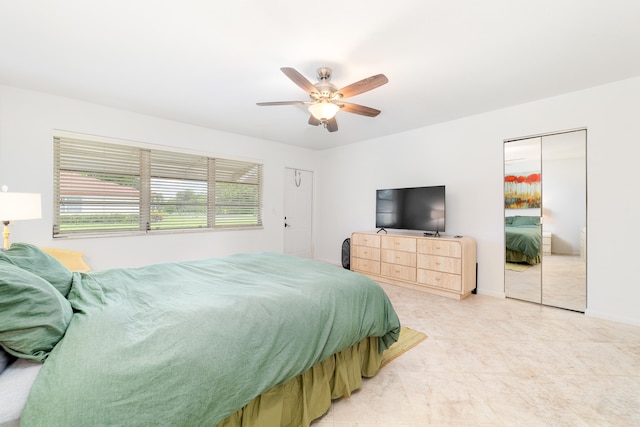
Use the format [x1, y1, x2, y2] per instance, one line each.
[1, 1, 639, 151]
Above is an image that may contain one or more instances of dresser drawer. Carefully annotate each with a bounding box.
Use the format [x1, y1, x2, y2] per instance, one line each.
[381, 235, 417, 252]
[381, 262, 416, 282]
[381, 249, 416, 267]
[350, 231, 476, 300]
[417, 269, 462, 292]
[352, 245, 380, 261]
[352, 258, 380, 275]
[417, 254, 461, 274]
[417, 239, 461, 258]
[351, 233, 380, 248]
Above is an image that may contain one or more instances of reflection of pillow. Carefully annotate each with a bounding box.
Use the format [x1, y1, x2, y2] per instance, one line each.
[0, 243, 73, 296]
[41, 247, 91, 272]
[0, 263, 73, 362]
[505, 216, 514, 225]
[511, 216, 540, 226]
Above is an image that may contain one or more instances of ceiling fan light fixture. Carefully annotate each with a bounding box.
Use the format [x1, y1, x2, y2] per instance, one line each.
[308, 102, 339, 120]
[257, 66, 388, 132]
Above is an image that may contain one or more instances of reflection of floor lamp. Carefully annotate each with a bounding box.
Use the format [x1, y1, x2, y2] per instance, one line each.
[433, 209, 444, 238]
[0, 186, 42, 250]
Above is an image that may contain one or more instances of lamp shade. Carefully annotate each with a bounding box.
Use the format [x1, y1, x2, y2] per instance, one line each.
[431, 209, 445, 219]
[0, 192, 42, 221]
[308, 102, 340, 120]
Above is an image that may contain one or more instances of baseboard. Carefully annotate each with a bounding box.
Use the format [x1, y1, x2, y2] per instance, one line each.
[585, 309, 640, 327]
[316, 257, 342, 268]
[475, 289, 506, 299]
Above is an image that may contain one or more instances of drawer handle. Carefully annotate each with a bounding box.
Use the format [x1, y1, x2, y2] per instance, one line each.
[435, 277, 441, 281]
[395, 256, 401, 261]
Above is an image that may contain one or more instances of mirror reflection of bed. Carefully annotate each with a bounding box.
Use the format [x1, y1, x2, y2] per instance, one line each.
[504, 130, 586, 312]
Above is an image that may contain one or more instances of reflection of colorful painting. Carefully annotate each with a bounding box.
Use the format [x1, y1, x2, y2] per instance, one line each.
[505, 172, 541, 208]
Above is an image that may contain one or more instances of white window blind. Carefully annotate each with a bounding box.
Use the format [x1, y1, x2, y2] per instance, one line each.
[53, 135, 263, 237]
[213, 158, 263, 228]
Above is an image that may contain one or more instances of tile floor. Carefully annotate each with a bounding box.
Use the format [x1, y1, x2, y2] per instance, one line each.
[312, 282, 640, 426]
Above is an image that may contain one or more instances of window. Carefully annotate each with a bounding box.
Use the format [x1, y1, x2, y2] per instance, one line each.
[53, 134, 262, 237]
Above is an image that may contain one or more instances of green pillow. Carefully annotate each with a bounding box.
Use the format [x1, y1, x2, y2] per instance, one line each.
[0, 243, 73, 296]
[0, 263, 73, 362]
[511, 216, 540, 226]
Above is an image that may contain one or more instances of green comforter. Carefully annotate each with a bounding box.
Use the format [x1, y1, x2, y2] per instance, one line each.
[21, 253, 400, 427]
[505, 225, 541, 259]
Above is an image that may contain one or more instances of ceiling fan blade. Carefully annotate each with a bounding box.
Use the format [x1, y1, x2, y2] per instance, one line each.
[326, 117, 338, 132]
[308, 115, 321, 126]
[281, 67, 318, 95]
[339, 102, 381, 117]
[256, 101, 307, 106]
[337, 74, 388, 99]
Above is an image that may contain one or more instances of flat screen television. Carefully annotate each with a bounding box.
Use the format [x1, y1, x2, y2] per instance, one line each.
[375, 185, 445, 236]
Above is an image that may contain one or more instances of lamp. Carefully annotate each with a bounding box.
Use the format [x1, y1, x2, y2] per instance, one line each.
[432, 209, 445, 238]
[0, 186, 42, 250]
[308, 101, 340, 121]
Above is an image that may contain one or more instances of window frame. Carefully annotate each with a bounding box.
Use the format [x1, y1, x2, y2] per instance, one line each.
[53, 133, 263, 238]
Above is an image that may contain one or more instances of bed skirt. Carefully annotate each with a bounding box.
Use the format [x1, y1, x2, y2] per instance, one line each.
[506, 248, 540, 265]
[216, 336, 382, 427]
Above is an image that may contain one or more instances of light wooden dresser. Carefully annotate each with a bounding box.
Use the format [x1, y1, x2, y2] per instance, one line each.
[351, 231, 477, 300]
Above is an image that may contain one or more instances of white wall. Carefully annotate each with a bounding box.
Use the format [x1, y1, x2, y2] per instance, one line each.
[3, 77, 639, 326]
[0, 85, 318, 270]
[317, 76, 640, 326]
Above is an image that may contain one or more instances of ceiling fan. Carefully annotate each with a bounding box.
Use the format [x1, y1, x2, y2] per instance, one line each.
[257, 67, 388, 132]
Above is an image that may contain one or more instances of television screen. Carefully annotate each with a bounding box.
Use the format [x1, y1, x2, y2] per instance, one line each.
[375, 185, 445, 233]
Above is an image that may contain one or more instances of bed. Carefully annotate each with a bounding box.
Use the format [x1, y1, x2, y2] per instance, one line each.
[0, 244, 400, 427]
[505, 215, 542, 265]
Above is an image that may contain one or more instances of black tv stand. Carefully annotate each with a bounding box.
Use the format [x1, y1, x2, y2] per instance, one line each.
[424, 231, 441, 237]
[376, 227, 388, 234]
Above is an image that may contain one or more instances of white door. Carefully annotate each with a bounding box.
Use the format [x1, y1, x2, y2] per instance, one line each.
[284, 168, 313, 259]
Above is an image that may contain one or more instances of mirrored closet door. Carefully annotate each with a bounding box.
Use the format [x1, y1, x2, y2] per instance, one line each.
[504, 129, 586, 312]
